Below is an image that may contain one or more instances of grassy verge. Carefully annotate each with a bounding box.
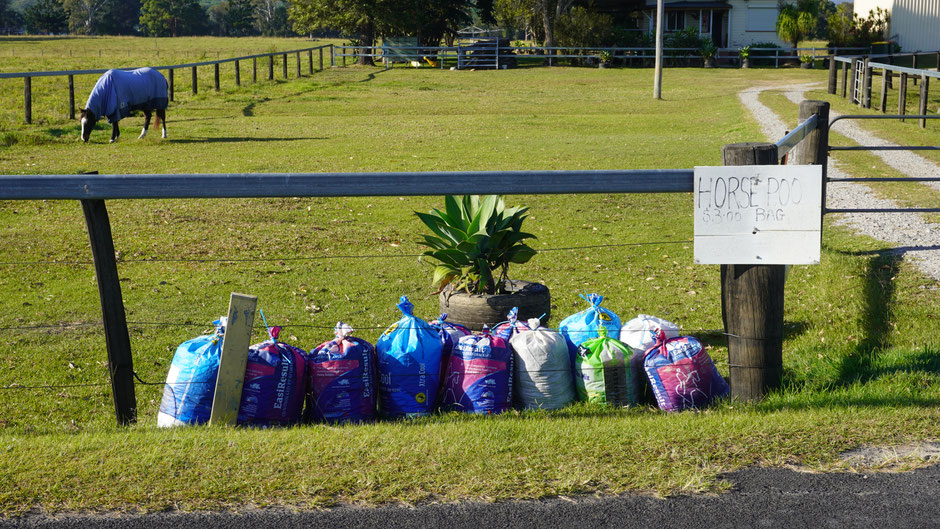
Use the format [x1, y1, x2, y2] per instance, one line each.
[0, 44, 938, 516]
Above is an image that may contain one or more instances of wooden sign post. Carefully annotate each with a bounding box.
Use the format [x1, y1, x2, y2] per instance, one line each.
[696, 144, 823, 402]
[209, 293, 257, 426]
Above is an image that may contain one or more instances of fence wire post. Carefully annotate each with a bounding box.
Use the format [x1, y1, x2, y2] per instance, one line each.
[268, 54, 274, 80]
[308, 50, 313, 74]
[214, 63, 220, 91]
[80, 194, 137, 426]
[879, 67, 888, 112]
[24, 76, 31, 124]
[919, 75, 929, 129]
[296, 51, 301, 77]
[253, 57, 257, 83]
[169, 68, 174, 102]
[282, 53, 288, 78]
[720, 142, 784, 403]
[899, 72, 908, 121]
[235, 60, 240, 86]
[319, 47, 324, 70]
[191, 66, 197, 95]
[68, 74, 75, 120]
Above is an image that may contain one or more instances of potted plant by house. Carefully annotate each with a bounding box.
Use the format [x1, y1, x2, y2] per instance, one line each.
[701, 41, 717, 68]
[416, 195, 550, 331]
[799, 54, 814, 68]
[598, 50, 613, 69]
[739, 45, 751, 68]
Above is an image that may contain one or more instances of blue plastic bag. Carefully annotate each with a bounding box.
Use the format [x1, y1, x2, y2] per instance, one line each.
[558, 293, 622, 362]
[375, 296, 443, 418]
[440, 330, 513, 414]
[158, 319, 225, 427]
[306, 322, 377, 424]
[237, 325, 307, 427]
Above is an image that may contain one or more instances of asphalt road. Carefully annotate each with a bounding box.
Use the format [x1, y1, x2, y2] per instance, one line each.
[5, 464, 940, 529]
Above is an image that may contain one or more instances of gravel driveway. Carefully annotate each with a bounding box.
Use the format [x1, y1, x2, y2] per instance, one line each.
[739, 83, 940, 280]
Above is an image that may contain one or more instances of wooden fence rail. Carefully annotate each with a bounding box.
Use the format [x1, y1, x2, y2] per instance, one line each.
[0, 44, 334, 124]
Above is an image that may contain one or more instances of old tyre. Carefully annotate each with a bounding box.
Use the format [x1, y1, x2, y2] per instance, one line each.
[439, 280, 551, 331]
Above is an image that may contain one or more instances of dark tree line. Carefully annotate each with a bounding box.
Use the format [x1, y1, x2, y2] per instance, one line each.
[0, 0, 293, 36]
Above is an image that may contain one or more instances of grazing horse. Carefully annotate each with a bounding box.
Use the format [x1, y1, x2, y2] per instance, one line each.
[80, 67, 169, 143]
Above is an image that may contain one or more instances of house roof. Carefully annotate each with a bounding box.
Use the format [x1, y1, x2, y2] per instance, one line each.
[644, 1, 731, 9]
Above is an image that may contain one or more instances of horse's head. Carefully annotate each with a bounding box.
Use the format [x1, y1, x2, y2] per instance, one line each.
[79, 108, 97, 142]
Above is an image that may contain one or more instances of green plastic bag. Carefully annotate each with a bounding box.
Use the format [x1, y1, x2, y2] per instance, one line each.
[574, 327, 633, 407]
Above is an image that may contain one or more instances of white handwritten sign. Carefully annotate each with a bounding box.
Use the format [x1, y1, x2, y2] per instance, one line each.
[694, 165, 822, 265]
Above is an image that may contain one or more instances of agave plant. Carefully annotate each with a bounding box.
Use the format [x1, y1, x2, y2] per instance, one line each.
[416, 195, 537, 295]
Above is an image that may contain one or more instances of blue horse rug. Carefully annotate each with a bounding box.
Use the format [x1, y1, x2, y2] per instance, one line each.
[84, 68, 168, 124]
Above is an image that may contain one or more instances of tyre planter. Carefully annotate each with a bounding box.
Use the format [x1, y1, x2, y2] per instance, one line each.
[439, 280, 551, 331]
[703, 58, 716, 68]
[741, 58, 750, 69]
[800, 62, 813, 69]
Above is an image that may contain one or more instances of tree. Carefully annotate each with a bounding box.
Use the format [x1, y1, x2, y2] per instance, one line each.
[538, 0, 575, 51]
[97, 0, 141, 34]
[252, 0, 289, 36]
[63, 0, 107, 34]
[139, 0, 206, 36]
[24, 0, 68, 33]
[826, 2, 853, 47]
[555, 5, 613, 47]
[776, 0, 817, 48]
[493, 0, 540, 41]
[289, 0, 394, 65]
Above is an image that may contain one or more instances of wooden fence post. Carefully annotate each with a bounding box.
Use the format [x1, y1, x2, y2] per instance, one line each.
[828, 55, 837, 94]
[791, 100, 830, 221]
[330, 45, 335, 67]
[81, 197, 137, 426]
[191, 66, 198, 95]
[879, 67, 888, 112]
[848, 59, 857, 102]
[319, 48, 324, 71]
[862, 58, 872, 108]
[235, 60, 240, 86]
[68, 74, 75, 120]
[840, 61, 848, 98]
[209, 293, 257, 426]
[899, 72, 908, 121]
[296, 51, 301, 77]
[169, 68, 174, 102]
[282, 53, 288, 78]
[308, 50, 313, 74]
[919, 75, 929, 129]
[214, 63, 220, 91]
[268, 54, 274, 80]
[24, 76, 31, 124]
[887, 54, 893, 88]
[720, 143, 785, 402]
[253, 57, 257, 83]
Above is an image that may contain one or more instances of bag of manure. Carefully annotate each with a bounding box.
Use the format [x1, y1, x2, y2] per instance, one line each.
[558, 293, 622, 364]
[430, 313, 472, 397]
[507, 315, 574, 410]
[158, 318, 225, 427]
[644, 333, 729, 412]
[237, 323, 307, 427]
[376, 296, 443, 418]
[306, 322, 376, 424]
[574, 326, 633, 406]
[621, 314, 680, 406]
[440, 328, 513, 414]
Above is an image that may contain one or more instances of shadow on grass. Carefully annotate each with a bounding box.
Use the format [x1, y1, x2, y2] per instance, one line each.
[168, 136, 327, 144]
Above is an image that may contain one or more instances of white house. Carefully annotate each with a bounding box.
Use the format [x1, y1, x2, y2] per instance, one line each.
[853, 0, 940, 52]
[643, 0, 787, 48]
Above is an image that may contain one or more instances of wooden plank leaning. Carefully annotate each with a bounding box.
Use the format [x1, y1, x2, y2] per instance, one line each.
[209, 293, 258, 426]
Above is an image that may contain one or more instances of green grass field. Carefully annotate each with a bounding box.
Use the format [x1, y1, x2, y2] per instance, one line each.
[0, 36, 938, 516]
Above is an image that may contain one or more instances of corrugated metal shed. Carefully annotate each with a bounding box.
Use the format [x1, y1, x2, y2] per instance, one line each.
[854, 0, 940, 52]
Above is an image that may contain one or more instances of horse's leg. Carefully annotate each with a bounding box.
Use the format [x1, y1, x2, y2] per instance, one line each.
[156, 109, 167, 138]
[110, 122, 120, 143]
[139, 109, 151, 139]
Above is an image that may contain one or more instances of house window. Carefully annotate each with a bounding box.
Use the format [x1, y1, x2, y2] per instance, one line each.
[667, 11, 685, 31]
[745, 7, 777, 31]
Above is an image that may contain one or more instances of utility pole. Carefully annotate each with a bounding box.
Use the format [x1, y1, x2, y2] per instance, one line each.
[654, 0, 664, 99]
